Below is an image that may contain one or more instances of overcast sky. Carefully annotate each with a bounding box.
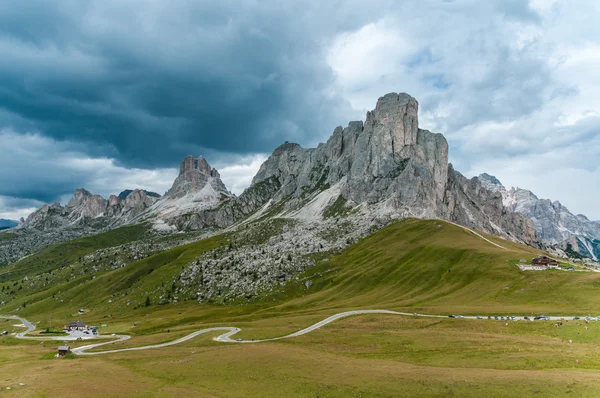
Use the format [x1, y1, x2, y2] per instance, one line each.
[0, 0, 599, 220]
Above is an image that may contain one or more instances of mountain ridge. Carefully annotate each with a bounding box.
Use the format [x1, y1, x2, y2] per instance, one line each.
[9, 92, 543, 264]
[21, 155, 232, 233]
[478, 173, 600, 260]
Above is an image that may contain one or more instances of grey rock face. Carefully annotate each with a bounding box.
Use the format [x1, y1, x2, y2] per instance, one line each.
[22, 202, 69, 230]
[20, 156, 231, 235]
[169, 175, 282, 230]
[443, 167, 540, 245]
[249, 93, 448, 217]
[167, 155, 229, 199]
[478, 173, 503, 190]
[118, 189, 161, 201]
[479, 173, 600, 259]
[67, 189, 108, 220]
[16, 92, 541, 254]
[10, 157, 231, 263]
[561, 235, 600, 260]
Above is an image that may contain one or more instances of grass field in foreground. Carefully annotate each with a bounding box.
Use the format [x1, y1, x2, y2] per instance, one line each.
[2, 315, 600, 397]
[3, 219, 600, 396]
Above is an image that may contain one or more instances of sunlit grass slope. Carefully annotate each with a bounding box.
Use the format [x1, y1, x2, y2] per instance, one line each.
[266, 219, 600, 316]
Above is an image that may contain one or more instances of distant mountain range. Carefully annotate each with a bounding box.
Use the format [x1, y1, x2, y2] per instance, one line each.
[21, 155, 232, 233]
[0, 219, 18, 230]
[16, 92, 541, 252]
[479, 173, 600, 260]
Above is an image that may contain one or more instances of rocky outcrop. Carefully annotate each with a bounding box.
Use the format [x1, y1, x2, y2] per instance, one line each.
[145, 156, 232, 224]
[167, 155, 229, 199]
[22, 202, 70, 230]
[479, 173, 600, 259]
[20, 154, 232, 234]
[108, 189, 158, 221]
[17, 92, 542, 251]
[561, 235, 600, 260]
[67, 189, 108, 220]
[168, 175, 282, 230]
[23, 188, 159, 231]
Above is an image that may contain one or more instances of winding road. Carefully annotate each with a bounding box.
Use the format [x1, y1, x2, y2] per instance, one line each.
[1, 310, 591, 356]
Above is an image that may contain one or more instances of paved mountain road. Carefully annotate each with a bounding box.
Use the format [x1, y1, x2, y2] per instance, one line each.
[1, 311, 591, 356]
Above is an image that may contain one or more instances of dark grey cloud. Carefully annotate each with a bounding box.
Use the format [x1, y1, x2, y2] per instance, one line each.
[0, 131, 176, 206]
[0, 0, 371, 169]
[1, 0, 599, 220]
[0, 195, 44, 221]
[0, 0, 393, 214]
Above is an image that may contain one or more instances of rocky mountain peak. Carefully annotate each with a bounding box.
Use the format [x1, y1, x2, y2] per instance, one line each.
[478, 173, 503, 187]
[166, 155, 229, 199]
[67, 188, 93, 207]
[476, 177, 600, 259]
[108, 195, 121, 207]
[64, 189, 107, 220]
[370, 92, 419, 148]
[179, 155, 221, 179]
[577, 214, 590, 222]
[251, 92, 448, 216]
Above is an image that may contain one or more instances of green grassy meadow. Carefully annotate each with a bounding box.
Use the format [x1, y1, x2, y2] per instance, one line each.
[2, 219, 600, 396]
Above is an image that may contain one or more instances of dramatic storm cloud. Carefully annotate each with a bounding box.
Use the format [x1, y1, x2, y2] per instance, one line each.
[0, 0, 599, 220]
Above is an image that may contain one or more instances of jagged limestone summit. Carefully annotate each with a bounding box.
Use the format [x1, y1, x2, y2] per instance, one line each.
[173, 93, 540, 247]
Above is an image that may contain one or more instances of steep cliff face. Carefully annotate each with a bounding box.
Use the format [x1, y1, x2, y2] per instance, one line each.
[147, 156, 232, 222]
[118, 189, 160, 201]
[66, 189, 108, 221]
[20, 156, 231, 232]
[22, 202, 69, 230]
[251, 93, 449, 219]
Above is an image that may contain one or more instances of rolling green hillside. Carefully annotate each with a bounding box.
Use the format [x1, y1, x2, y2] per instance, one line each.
[3, 218, 600, 335]
[0, 224, 149, 282]
[268, 219, 600, 316]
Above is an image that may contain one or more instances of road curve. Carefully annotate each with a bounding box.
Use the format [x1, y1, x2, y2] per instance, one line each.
[1, 310, 592, 356]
